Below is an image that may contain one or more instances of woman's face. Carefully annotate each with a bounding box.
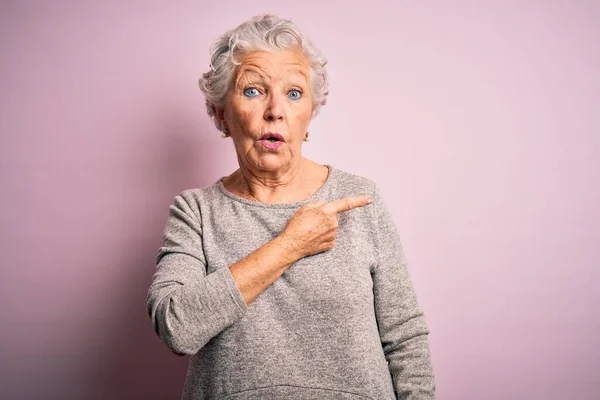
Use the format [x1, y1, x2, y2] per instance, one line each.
[220, 50, 313, 174]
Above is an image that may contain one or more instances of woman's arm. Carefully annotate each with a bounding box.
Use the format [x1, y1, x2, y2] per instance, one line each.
[146, 192, 299, 356]
[230, 194, 375, 305]
[147, 190, 372, 356]
[370, 184, 436, 399]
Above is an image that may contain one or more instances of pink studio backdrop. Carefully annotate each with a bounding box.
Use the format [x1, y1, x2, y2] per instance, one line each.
[1, 1, 598, 399]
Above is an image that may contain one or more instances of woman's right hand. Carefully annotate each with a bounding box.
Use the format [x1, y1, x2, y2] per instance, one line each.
[279, 195, 373, 260]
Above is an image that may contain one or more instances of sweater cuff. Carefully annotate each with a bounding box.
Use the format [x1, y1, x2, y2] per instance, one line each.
[211, 266, 248, 316]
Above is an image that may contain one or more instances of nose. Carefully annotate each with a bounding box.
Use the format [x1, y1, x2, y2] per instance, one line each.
[264, 94, 284, 122]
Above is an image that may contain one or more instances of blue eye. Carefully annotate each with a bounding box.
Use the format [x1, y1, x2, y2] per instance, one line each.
[243, 87, 260, 97]
[288, 89, 302, 100]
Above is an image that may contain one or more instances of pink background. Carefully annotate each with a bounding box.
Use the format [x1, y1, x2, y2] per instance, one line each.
[1, 1, 598, 399]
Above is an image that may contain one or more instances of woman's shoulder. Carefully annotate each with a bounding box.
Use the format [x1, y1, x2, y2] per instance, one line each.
[329, 165, 378, 196]
[167, 177, 226, 211]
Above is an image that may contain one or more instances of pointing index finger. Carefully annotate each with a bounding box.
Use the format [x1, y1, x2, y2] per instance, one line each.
[323, 195, 374, 214]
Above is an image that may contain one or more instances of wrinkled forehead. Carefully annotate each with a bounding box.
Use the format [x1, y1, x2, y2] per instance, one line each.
[234, 50, 311, 85]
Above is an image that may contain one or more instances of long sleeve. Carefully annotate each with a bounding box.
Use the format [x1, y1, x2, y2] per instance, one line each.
[146, 191, 248, 355]
[370, 184, 436, 399]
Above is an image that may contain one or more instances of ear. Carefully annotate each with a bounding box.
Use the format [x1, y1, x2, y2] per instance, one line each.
[211, 104, 227, 130]
[211, 104, 224, 119]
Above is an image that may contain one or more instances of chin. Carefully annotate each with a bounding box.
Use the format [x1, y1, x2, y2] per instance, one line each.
[255, 156, 287, 171]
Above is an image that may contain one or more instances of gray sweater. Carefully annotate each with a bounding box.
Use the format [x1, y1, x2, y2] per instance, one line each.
[147, 164, 436, 399]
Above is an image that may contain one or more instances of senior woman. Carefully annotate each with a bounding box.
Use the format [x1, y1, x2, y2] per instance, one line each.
[147, 13, 435, 400]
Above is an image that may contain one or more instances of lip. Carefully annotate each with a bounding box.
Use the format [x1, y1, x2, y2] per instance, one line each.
[259, 132, 285, 142]
[258, 139, 285, 150]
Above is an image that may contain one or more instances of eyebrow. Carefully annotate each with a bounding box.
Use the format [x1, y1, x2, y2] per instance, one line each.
[285, 68, 309, 80]
[234, 71, 309, 90]
[234, 67, 264, 90]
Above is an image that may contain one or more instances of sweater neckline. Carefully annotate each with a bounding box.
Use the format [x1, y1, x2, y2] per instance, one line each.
[215, 164, 334, 209]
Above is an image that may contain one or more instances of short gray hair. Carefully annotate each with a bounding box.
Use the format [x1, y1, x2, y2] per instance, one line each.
[198, 14, 329, 132]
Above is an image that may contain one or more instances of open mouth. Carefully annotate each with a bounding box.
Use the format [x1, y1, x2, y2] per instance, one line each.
[259, 133, 285, 143]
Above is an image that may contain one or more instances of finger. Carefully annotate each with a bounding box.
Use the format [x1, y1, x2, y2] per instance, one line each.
[322, 195, 373, 214]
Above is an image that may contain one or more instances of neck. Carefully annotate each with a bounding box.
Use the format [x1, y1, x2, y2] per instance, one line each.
[228, 158, 323, 204]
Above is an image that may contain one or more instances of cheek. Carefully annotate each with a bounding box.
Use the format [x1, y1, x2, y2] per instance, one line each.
[290, 104, 312, 126]
[236, 103, 263, 130]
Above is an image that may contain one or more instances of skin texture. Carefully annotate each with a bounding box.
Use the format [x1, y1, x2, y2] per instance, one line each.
[211, 49, 373, 305]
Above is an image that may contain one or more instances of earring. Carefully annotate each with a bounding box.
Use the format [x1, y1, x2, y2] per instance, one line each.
[221, 128, 229, 138]
[304, 131, 311, 142]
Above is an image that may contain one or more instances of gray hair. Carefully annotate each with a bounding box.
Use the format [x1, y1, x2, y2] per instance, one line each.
[198, 14, 329, 132]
